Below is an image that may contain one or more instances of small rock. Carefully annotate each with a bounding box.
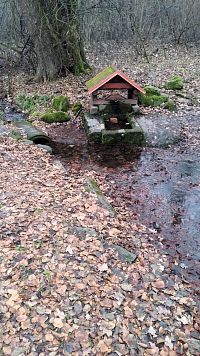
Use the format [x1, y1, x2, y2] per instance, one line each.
[113, 245, 137, 263]
[0, 126, 10, 137]
[36, 306, 46, 315]
[104, 312, 115, 321]
[152, 280, 165, 289]
[65, 342, 74, 353]
[12, 347, 25, 356]
[132, 105, 140, 114]
[121, 283, 133, 292]
[110, 117, 118, 124]
[73, 301, 83, 315]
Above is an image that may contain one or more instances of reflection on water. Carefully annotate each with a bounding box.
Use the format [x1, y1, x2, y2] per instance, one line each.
[130, 150, 200, 283]
[50, 113, 200, 284]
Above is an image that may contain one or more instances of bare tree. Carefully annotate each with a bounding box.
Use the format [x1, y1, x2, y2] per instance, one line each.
[1, 0, 200, 77]
[15, 0, 89, 81]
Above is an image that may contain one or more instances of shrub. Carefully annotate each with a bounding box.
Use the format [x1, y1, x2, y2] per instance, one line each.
[16, 94, 50, 113]
[139, 93, 168, 107]
[164, 99, 176, 111]
[52, 95, 70, 112]
[40, 111, 70, 123]
[165, 76, 184, 90]
[144, 85, 161, 96]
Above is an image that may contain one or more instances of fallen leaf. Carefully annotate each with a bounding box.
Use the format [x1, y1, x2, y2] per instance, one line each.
[152, 280, 165, 289]
[45, 333, 54, 342]
[51, 317, 64, 329]
[99, 263, 109, 272]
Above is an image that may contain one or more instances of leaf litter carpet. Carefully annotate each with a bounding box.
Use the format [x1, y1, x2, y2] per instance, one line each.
[0, 138, 199, 355]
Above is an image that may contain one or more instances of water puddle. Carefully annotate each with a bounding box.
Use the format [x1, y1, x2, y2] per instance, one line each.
[50, 113, 200, 286]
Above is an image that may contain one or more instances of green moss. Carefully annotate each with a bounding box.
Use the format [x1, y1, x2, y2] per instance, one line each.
[165, 76, 184, 90]
[16, 94, 50, 113]
[72, 102, 82, 114]
[0, 110, 5, 121]
[52, 96, 70, 112]
[191, 96, 198, 106]
[10, 130, 22, 140]
[139, 93, 168, 107]
[86, 178, 117, 217]
[164, 99, 176, 111]
[144, 85, 161, 96]
[86, 66, 116, 90]
[40, 111, 70, 123]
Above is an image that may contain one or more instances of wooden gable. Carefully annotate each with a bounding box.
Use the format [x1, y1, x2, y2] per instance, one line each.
[86, 66, 145, 94]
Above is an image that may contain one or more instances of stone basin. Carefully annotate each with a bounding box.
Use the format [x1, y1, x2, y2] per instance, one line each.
[83, 113, 145, 145]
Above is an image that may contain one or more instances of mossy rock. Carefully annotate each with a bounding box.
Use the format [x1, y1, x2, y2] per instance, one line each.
[52, 95, 70, 112]
[165, 76, 184, 90]
[72, 102, 83, 114]
[144, 85, 161, 96]
[164, 99, 176, 111]
[139, 93, 168, 107]
[40, 111, 70, 123]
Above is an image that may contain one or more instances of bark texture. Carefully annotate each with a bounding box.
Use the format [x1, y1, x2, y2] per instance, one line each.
[16, 0, 89, 81]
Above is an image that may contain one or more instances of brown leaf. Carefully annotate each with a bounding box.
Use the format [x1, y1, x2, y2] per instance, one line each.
[3, 347, 12, 355]
[45, 333, 54, 342]
[97, 339, 111, 353]
[51, 317, 64, 329]
[152, 280, 165, 289]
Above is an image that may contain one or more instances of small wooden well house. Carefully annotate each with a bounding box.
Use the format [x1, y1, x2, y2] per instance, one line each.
[86, 66, 145, 114]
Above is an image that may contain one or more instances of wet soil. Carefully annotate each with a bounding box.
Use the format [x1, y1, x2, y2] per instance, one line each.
[48, 112, 200, 288]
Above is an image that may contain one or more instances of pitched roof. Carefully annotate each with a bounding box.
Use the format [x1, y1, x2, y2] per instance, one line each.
[86, 66, 145, 94]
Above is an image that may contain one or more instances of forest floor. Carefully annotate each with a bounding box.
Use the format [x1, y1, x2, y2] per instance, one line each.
[0, 45, 200, 355]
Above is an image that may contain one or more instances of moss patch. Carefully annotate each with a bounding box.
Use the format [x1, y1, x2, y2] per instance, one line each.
[10, 130, 22, 141]
[86, 66, 116, 90]
[0, 110, 5, 121]
[40, 111, 70, 123]
[144, 85, 161, 96]
[139, 93, 168, 107]
[86, 177, 117, 217]
[72, 102, 82, 114]
[165, 76, 184, 90]
[52, 96, 70, 112]
[164, 99, 176, 111]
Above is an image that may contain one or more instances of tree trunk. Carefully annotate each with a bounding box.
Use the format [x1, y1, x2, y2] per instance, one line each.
[16, 0, 89, 81]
